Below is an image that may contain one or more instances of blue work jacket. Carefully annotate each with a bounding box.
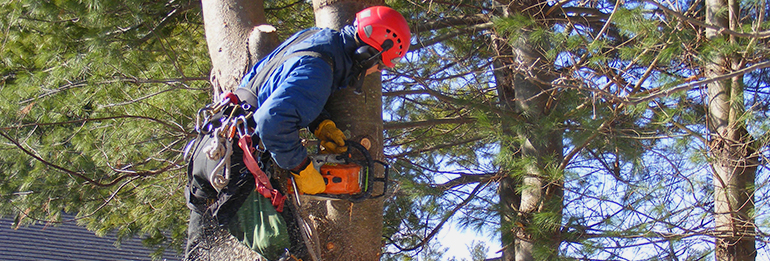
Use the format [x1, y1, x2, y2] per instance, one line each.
[238, 26, 360, 170]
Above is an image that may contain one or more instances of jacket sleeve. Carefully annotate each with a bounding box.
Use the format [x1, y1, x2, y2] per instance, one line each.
[253, 56, 334, 170]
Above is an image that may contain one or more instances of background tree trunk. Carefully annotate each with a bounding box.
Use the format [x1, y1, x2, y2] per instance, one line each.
[507, 39, 563, 261]
[705, 0, 758, 260]
[308, 0, 385, 260]
[493, 1, 563, 260]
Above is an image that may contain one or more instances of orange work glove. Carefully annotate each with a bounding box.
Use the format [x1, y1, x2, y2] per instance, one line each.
[290, 160, 326, 195]
[313, 119, 347, 154]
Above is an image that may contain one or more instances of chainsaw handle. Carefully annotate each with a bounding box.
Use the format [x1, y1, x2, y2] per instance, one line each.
[370, 160, 389, 199]
[347, 141, 391, 202]
[346, 141, 373, 203]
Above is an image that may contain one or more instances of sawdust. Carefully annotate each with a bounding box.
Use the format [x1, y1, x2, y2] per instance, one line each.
[185, 216, 267, 261]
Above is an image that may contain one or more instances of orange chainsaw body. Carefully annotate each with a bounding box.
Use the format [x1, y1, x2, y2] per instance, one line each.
[320, 163, 362, 194]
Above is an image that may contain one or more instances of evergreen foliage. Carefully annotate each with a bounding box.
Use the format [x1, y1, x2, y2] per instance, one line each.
[2, 0, 769, 260]
[0, 0, 313, 258]
[382, 0, 770, 260]
[1, 0, 208, 256]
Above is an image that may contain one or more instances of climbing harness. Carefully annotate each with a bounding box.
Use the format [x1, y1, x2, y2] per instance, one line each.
[188, 91, 286, 215]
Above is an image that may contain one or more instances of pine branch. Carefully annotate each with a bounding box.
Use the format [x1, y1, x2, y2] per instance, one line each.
[434, 173, 498, 191]
[626, 61, 770, 105]
[410, 22, 494, 52]
[384, 117, 476, 130]
[386, 136, 484, 159]
[396, 158, 499, 189]
[1, 115, 187, 134]
[18, 76, 208, 105]
[0, 130, 182, 187]
[100, 86, 180, 108]
[646, 0, 770, 39]
[385, 181, 488, 252]
[0, 115, 188, 186]
[384, 88, 523, 121]
[412, 14, 490, 32]
[136, 2, 199, 44]
[560, 120, 611, 171]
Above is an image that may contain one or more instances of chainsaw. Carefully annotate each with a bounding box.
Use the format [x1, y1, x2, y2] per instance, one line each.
[285, 140, 390, 261]
[292, 139, 389, 202]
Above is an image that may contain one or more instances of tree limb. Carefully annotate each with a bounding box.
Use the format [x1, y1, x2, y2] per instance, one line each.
[1, 115, 188, 134]
[385, 181, 488, 252]
[0, 130, 183, 187]
[626, 61, 770, 105]
[387, 137, 485, 159]
[384, 117, 476, 130]
[412, 14, 490, 32]
[410, 22, 494, 52]
[646, 0, 770, 39]
[385, 88, 523, 121]
[18, 76, 208, 105]
[433, 173, 498, 191]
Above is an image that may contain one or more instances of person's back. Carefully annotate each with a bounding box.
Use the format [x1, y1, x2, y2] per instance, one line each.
[238, 26, 361, 171]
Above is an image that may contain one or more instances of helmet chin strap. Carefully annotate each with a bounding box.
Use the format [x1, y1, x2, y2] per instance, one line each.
[349, 65, 373, 95]
[349, 40, 393, 94]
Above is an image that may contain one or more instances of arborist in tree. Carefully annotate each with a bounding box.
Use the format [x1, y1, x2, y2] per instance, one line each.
[184, 6, 410, 261]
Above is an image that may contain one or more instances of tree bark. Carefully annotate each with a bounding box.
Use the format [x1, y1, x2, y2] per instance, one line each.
[202, 0, 277, 95]
[705, 0, 758, 260]
[308, 1, 386, 260]
[192, 0, 279, 260]
[508, 41, 563, 261]
[493, 1, 563, 260]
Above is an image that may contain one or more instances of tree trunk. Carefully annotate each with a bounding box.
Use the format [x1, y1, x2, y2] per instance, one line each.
[493, 1, 563, 260]
[202, 0, 277, 94]
[508, 42, 563, 261]
[191, 0, 278, 260]
[308, 1, 385, 260]
[705, 0, 757, 260]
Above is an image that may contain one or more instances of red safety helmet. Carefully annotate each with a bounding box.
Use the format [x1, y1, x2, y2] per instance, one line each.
[354, 6, 411, 68]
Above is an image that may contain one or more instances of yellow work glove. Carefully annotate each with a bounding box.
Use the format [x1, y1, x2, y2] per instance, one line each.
[313, 119, 347, 154]
[291, 161, 326, 195]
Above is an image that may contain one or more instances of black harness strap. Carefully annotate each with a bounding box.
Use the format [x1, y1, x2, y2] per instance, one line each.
[237, 29, 335, 107]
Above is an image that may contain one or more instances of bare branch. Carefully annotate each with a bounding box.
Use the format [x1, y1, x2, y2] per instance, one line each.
[384, 117, 476, 130]
[646, 0, 770, 39]
[387, 137, 485, 159]
[385, 181, 488, 252]
[1, 115, 188, 134]
[412, 14, 490, 32]
[410, 22, 494, 52]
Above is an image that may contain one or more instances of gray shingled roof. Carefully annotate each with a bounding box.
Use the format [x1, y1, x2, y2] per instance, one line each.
[0, 215, 182, 261]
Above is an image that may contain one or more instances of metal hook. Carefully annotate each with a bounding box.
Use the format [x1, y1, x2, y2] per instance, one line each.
[217, 117, 231, 137]
[195, 107, 214, 133]
[236, 115, 249, 137]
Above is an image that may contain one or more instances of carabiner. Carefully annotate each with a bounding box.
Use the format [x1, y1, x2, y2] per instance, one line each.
[236, 115, 249, 137]
[216, 117, 231, 138]
[195, 107, 214, 133]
